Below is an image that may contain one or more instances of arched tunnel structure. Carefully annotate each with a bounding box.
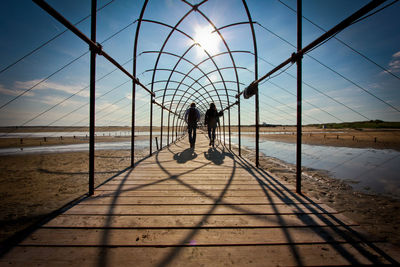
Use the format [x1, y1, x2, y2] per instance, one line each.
[30, 0, 393, 196]
[131, 0, 259, 154]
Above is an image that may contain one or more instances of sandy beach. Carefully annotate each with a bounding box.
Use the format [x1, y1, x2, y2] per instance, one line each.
[0, 149, 147, 246]
[1, 127, 400, 248]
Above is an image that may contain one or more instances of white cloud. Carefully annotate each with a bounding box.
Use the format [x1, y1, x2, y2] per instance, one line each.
[0, 84, 35, 97]
[125, 93, 132, 100]
[386, 51, 400, 73]
[393, 51, 400, 58]
[135, 90, 150, 102]
[14, 79, 89, 97]
[36, 95, 85, 107]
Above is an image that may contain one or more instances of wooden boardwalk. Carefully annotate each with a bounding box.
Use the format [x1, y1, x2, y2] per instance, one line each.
[1, 131, 399, 266]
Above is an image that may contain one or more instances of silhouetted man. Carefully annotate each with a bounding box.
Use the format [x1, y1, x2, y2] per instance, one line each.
[184, 102, 200, 149]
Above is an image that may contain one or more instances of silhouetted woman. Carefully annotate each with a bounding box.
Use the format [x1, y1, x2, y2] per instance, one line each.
[204, 103, 223, 147]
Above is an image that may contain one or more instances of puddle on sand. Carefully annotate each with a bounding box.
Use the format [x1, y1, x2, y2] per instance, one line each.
[0, 140, 151, 156]
[229, 135, 400, 199]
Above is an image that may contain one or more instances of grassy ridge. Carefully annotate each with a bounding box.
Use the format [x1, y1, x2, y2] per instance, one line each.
[310, 120, 400, 129]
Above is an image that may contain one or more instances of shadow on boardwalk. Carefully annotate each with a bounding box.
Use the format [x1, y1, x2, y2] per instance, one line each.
[1, 132, 399, 266]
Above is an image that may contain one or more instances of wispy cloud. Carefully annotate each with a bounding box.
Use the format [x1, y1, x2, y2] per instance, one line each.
[387, 50, 400, 73]
[14, 79, 89, 97]
[0, 84, 35, 97]
[35, 95, 85, 107]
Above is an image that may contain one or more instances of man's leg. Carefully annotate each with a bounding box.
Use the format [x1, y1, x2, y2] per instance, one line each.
[188, 126, 193, 147]
[192, 125, 197, 148]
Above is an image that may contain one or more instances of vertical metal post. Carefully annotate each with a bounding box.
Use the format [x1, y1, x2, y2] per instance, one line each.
[88, 0, 97, 196]
[160, 109, 164, 149]
[238, 99, 241, 156]
[255, 88, 259, 168]
[131, 79, 136, 167]
[296, 0, 302, 194]
[223, 116, 226, 146]
[149, 96, 153, 155]
[172, 114, 176, 142]
[242, 0, 259, 167]
[228, 109, 231, 150]
[132, 0, 147, 166]
[167, 112, 171, 145]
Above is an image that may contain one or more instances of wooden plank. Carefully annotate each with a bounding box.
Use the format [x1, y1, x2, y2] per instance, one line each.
[43, 213, 358, 228]
[92, 190, 310, 197]
[79, 196, 312, 205]
[64, 203, 338, 215]
[96, 184, 290, 191]
[2, 244, 397, 267]
[21, 226, 369, 246]
[105, 179, 290, 185]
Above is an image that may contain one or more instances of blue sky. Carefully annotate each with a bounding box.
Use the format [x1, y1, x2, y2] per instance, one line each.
[0, 0, 399, 127]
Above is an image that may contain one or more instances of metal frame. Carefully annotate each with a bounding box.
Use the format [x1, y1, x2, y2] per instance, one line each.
[33, 0, 386, 197]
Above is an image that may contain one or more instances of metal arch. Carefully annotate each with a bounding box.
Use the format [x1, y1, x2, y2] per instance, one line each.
[142, 18, 236, 146]
[146, 68, 217, 108]
[132, 0, 148, 165]
[141, 49, 253, 102]
[242, 0, 259, 165]
[148, 68, 220, 114]
[148, 66, 246, 107]
[154, 88, 190, 96]
[142, 49, 246, 111]
[172, 66, 247, 113]
[213, 21, 257, 32]
[173, 95, 209, 115]
[136, 4, 198, 153]
[166, 64, 249, 113]
[181, 1, 240, 102]
[141, 50, 253, 66]
[143, 4, 208, 151]
[139, 20, 247, 142]
[133, 0, 261, 152]
[162, 98, 232, 107]
[174, 88, 209, 115]
[153, 81, 244, 94]
[140, 20, 226, 113]
[152, 81, 194, 91]
[146, 2, 207, 98]
[155, 44, 219, 148]
[182, 1, 244, 149]
[166, 67, 239, 116]
[156, 93, 211, 106]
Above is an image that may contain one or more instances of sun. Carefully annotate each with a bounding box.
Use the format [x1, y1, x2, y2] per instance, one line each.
[192, 25, 221, 56]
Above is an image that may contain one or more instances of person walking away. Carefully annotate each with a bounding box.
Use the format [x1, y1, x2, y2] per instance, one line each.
[184, 102, 200, 149]
[204, 103, 223, 147]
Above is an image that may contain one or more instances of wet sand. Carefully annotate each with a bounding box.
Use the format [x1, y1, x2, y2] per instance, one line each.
[0, 135, 148, 149]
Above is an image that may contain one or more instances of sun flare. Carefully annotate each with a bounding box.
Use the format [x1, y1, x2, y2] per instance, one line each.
[192, 25, 221, 56]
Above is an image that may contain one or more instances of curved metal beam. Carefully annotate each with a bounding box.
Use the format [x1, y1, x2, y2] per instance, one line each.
[132, 0, 148, 163]
[242, 0, 259, 164]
